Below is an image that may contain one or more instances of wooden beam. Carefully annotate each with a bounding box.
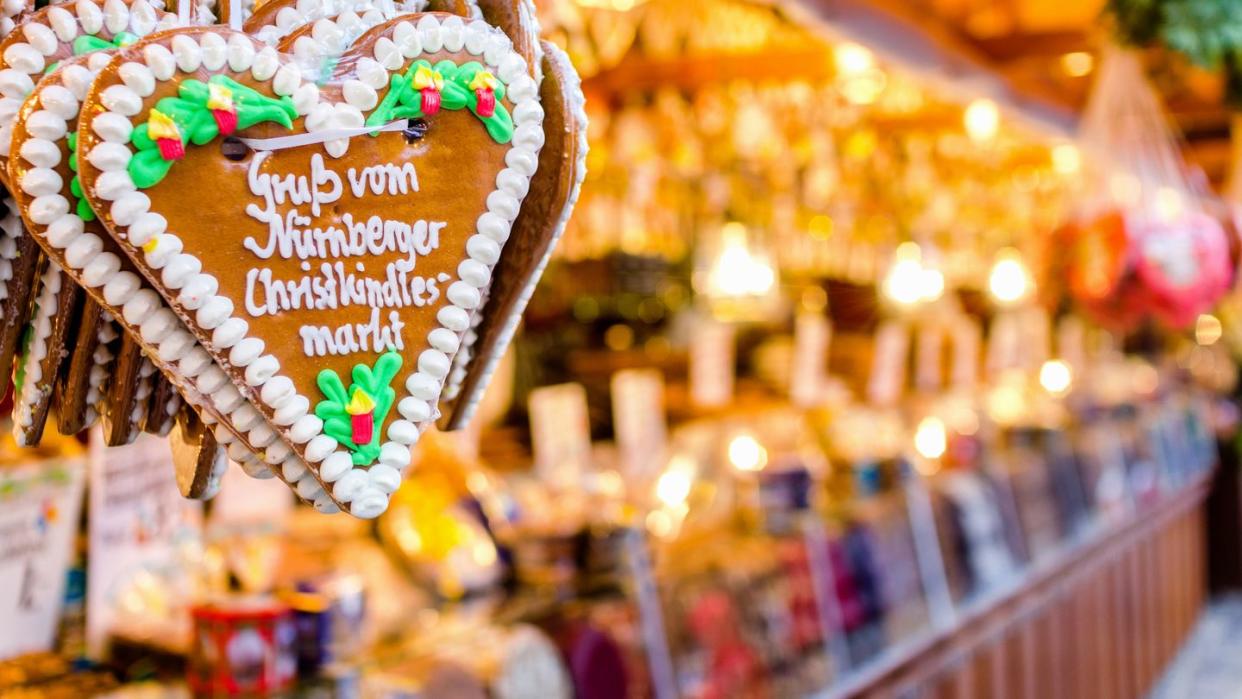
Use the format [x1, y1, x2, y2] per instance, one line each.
[782, 0, 1078, 134]
[969, 31, 1090, 62]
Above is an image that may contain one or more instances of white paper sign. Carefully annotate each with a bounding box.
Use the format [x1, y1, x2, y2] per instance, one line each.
[867, 321, 909, 407]
[87, 430, 202, 659]
[690, 318, 735, 407]
[529, 383, 593, 487]
[914, 323, 945, 393]
[985, 311, 1021, 378]
[950, 317, 982, 390]
[1057, 315, 1087, 372]
[1017, 306, 1051, 371]
[0, 458, 86, 660]
[790, 312, 832, 407]
[612, 369, 668, 481]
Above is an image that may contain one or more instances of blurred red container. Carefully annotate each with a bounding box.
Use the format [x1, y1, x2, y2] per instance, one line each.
[188, 597, 297, 696]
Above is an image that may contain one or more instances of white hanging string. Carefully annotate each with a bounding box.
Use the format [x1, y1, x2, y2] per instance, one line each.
[236, 119, 411, 150]
[228, 0, 242, 30]
[177, 0, 190, 25]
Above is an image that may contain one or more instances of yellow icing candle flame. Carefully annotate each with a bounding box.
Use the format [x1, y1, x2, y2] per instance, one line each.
[346, 390, 376, 415]
[147, 109, 180, 141]
[469, 71, 497, 92]
[412, 65, 443, 91]
[207, 82, 235, 112]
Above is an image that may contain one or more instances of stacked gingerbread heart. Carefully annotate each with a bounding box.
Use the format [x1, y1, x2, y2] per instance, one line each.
[0, 0, 588, 518]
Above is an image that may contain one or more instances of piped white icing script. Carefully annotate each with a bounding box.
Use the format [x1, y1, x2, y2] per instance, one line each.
[240, 150, 452, 357]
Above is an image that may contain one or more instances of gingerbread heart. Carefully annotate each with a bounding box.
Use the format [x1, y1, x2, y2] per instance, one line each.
[78, 16, 544, 517]
[10, 52, 311, 499]
[442, 40, 586, 429]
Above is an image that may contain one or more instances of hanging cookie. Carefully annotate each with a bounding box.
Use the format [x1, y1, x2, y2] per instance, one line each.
[7, 37, 302, 494]
[442, 41, 586, 429]
[77, 16, 543, 517]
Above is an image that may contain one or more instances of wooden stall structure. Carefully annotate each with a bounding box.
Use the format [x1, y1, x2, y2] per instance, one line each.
[828, 473, 1209, 699]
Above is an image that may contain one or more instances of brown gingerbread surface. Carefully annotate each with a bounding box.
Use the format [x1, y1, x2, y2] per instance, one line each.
[54, 297, 109, 434]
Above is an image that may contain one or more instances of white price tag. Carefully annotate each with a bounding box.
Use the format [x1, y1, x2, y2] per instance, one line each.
[612, 369, 668, 482]
[87, 430, 201, 659]
[529, 383, 592, 487]
[1057, 315, 1087, 372]
[985, 311, 1021, 378]
[690, 318, 735, 407]
[0, 458, 86, 660]
[914, 323, 945, 393]
[950, 317, 982, 390]
[790, 312, 832, 407]
[867, 321, 909, 407]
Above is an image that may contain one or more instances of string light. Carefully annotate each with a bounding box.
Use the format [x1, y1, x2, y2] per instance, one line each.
[834, 42, 874, 76]
[1196, 314, 1223, 346]
[1061, 52, 1095, 77]
[988, 248, 1032, 305]
[883, 242, 945, 306]
[964, 98, 1000, 142]
[728, 434, 767, 472]
[1052, 143, 1081, 175]
[914, 416, 947, 460]
[1039, 360, 1073, 395]
[654, 457, 695, 507]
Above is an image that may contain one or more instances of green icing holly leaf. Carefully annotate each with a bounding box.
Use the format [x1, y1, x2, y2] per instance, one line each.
[127, 75, 297, 189]
[365, 59, 512, 143]
[314, 351, 403, 466]
[66, 132, 95, 222]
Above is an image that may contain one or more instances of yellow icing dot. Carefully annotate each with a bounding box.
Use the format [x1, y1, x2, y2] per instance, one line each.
[142, 237, 159, 253]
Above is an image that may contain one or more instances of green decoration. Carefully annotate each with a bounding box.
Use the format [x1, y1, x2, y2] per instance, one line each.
[127, 74, 298, 189]
[46, 31, 139, 72]
[66, 132, 94, 222]
[366, 59, 513, 144]
[1108, 0, 1242, 107]
[72, 31, 138, 56]
[314, 351, 402, 467]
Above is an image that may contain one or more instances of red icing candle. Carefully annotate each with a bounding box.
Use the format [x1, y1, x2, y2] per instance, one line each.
[351, 412, 373, 445]
[421, 89, 441, 115]
[476, 89, 495, 117]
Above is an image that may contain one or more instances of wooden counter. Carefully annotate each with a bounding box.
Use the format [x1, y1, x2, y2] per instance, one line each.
[822, 473, 1211, 699]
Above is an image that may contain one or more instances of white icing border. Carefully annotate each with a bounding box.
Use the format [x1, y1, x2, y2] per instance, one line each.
[82, 17, 542, 518]
[448, 41, 587, 425]
[12, 261, 62, 444]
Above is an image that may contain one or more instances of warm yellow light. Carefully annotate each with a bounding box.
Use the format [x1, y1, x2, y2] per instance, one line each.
[883, 258, 926, 306]
[654, 457, 695, 507]
[918, 268, 945, 302]
[1109, 173, 1142, 208]
[728, 434, 767, 473]
[834, 42, 874, 76]
[1155, 186, 1184, 221]
[964, 98, 1000, 142]
[701, 222, 777, 299]
[1061, 51, 1095, 77]
[1051, 143, 1081, 175]
[1039, 359, 1073, 395]
[914, 416, 947, 460]
[988, 249, 1032, 305]
[1196, 314, 1223, 346]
